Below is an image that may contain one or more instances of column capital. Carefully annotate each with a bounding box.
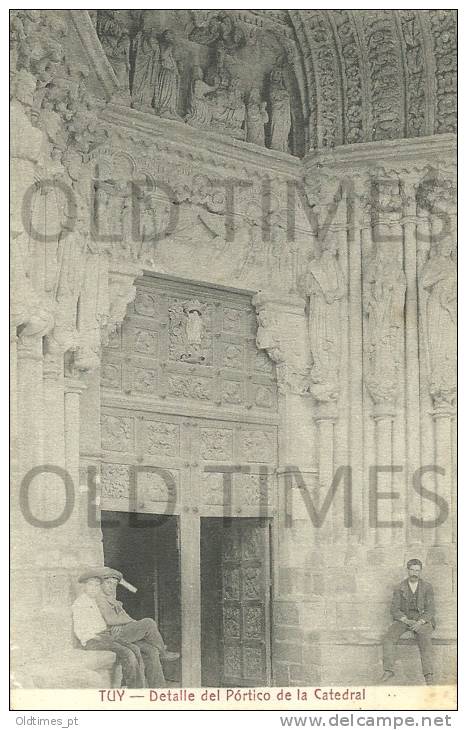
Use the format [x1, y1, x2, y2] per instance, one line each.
[64, 375, 87, 396]
[313, 400, 339, 422]
[16, 332, 43, 362]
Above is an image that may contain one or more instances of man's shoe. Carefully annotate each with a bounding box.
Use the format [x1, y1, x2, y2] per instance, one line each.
[424, 673, 434, 685]
[160, 650, 180, 661]
[380, 671, 395, 684]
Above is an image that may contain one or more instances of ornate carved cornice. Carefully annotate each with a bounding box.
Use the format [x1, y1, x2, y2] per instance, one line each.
[101, 104, 301, 182]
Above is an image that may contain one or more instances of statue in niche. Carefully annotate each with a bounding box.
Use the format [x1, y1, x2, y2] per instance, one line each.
[205, 41, 231, 90]
[198, 40, 245, 138]
[269, 65, 291, 153]
[96, 10, 130, 99]
[420, 237, 457, 407]
[189, 11, 246, 52]
[363, 244, 406, 406]
[303, 237, 346, 402]
[245, 89, 268, 146]
[131, 27, 160, 112]
[185, 65, 217, 128]
[154, 30, 181, 120]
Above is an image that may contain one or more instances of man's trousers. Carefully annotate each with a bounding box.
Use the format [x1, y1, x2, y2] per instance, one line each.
[382, 621, 434, 677]
[110, 618, 166, 687]
[85, 632, 145, 688]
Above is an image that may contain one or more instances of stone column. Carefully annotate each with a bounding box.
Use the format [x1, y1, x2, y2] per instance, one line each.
[13, 332, 47, 662]
[65, 374, 89, 560]
[253, 290, 317, 684]
[363, 175, 407, 551]
[417, 170, 456, 558]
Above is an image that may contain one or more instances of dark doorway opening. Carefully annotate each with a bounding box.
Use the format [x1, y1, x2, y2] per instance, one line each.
[201, 517, 272, 687]
[101, 511, 181, 684]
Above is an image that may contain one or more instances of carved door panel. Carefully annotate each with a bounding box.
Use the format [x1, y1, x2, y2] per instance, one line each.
[221, 518, 271, 686]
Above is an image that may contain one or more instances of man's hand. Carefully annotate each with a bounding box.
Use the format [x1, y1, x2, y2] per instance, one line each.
[400, 617, 417, 629]
[411, 620, 426, 633]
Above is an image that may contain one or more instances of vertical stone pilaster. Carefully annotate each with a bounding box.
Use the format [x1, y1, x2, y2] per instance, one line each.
[253, 290, 317, 684]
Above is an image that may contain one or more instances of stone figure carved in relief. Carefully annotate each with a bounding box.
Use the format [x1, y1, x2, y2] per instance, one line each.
[169, 299, 207, 364]
[202, 42, 246, 138]
[189, 11, 246, 52]
[131, 28, 160, 112]
[256, 310, 286, 367]
[154, 30, 181, 120]
[245, 89, 268, 146]
[420, 238, 457, 407]
[208, 76, 246, 139]
[205, 41, 232, 91]
[269, 65, 291, 153]
[303, 238, 346, 402]
[185, 66, 217, 128]
[363, 244, 406, 407]
[96, 10, 130, 99]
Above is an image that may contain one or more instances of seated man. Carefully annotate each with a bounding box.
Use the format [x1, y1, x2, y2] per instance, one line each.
[95, 567, 179, 688]
[380, 559, 436, 685]
[72, 569, 145, 688]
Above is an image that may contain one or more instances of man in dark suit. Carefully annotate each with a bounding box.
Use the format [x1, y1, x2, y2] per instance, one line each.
[380, 559, 435, 685]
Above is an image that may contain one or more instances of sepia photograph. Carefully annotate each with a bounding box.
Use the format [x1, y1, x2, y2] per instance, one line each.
[9, 7, 457, 713]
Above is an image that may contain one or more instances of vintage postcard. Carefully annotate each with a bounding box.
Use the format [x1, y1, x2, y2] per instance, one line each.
[10, 7, 457, 714]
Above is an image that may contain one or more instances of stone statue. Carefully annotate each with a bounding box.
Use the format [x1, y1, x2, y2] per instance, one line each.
[269, 65, 291, 153]
[245, 89, 268, 146]
[131, 28, 160, 112]
[420, 237, 457, 407]
[208, 76, 246, 139]
[303, 238, 346, 402]
[363, 244, 406, 407]
[205, 41, 231, 90]
[185, 65, 217, 128]
[96, 10, 130, 99]
[154, 30, 181, 119]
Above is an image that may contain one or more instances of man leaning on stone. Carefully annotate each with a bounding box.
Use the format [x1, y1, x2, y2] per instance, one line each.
[380, 559, 436, 685]
[95, 567, 180, 688]
[72, 569, 145, 688]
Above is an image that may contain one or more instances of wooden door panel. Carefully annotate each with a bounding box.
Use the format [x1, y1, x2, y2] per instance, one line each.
[221, 519, 271, 686]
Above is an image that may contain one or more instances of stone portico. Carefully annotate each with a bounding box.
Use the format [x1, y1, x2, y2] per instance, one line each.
[10, 10, 456, 688]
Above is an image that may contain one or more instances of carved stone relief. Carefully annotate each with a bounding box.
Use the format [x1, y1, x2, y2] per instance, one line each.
[101, 413, 134, 452]
[363, 240, 407, 410]
[302, 239, 346, 403]
[420, 238, 457, 409]
[142, 421, 180, 457]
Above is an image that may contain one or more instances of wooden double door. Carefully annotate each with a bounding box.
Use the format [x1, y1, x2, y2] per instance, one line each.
[99, 276, 278, 685]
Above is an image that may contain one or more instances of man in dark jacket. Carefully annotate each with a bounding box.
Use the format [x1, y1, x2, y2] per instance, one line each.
[95, 567, 179, 688]
[380, 559, 435, 685]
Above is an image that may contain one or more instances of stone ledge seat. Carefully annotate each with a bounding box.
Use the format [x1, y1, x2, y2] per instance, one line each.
[299, 629, 456, 685]
[20, 649, 122, 689]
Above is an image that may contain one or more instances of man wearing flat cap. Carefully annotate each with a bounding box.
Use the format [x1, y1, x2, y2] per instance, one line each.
[72, 569, 145, 688]
[95, 566, 179, 688]
[380, 559, 436, 685]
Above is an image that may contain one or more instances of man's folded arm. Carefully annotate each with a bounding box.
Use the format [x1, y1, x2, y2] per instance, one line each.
[96, 596, 128, 626]
[95, 594, 130, 626]
[421, 583, 436, 624]
[390, 587, 407, 622]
